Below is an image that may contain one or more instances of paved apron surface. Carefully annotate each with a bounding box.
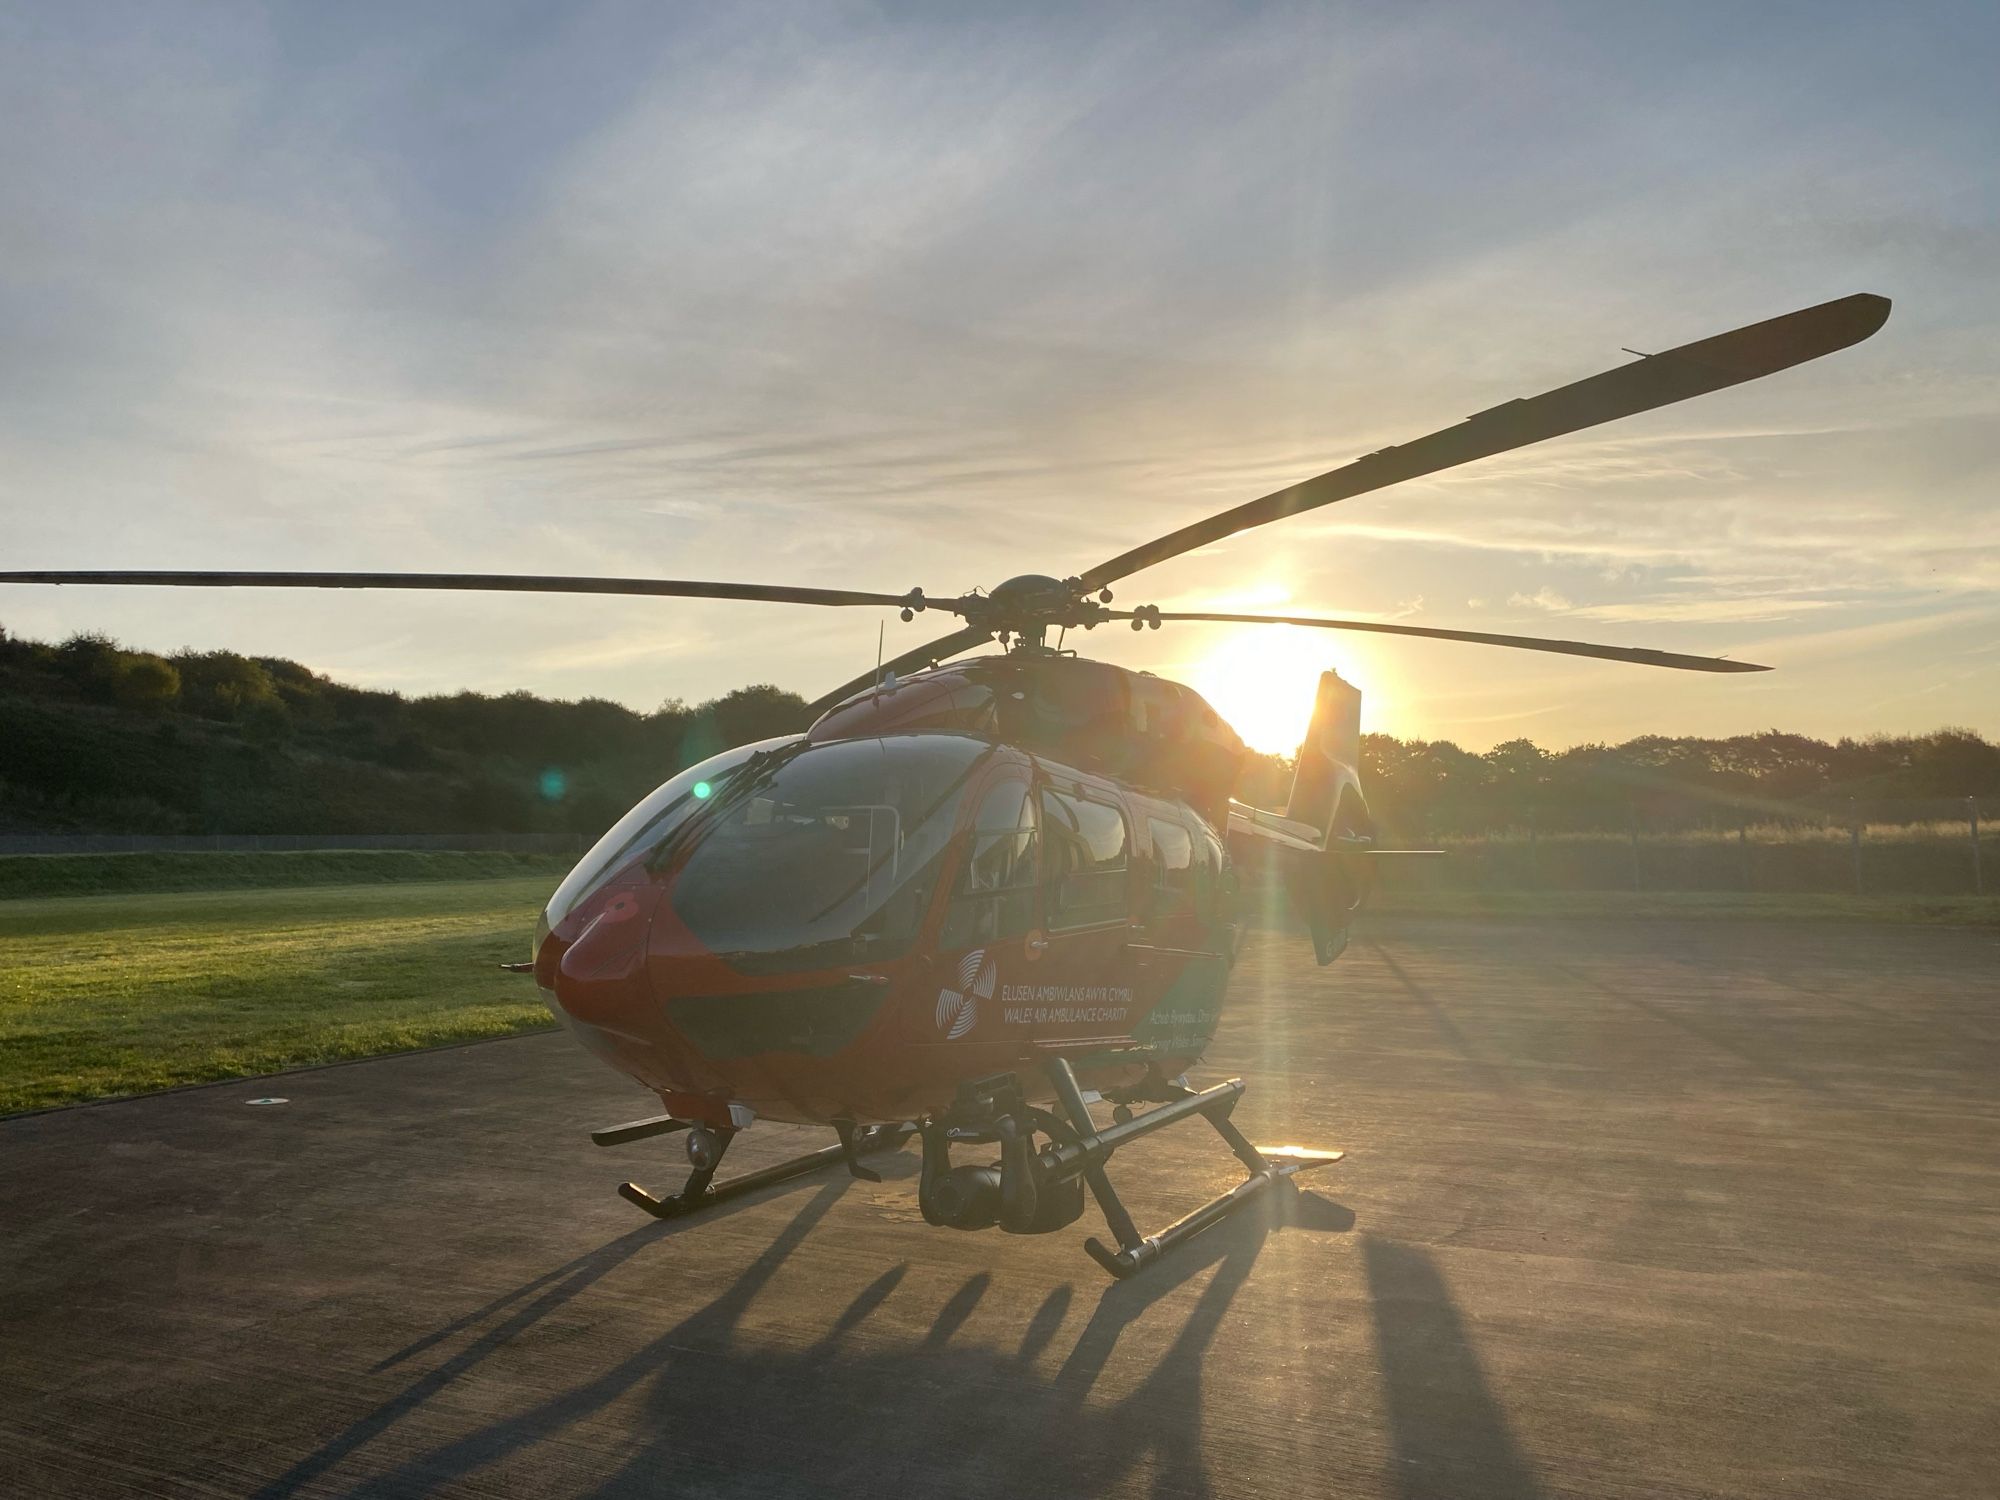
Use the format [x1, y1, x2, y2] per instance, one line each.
[2, 917, 1996, 1498]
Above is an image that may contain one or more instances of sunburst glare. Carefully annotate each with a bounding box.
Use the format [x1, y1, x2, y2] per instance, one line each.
[1181, 626, 1389, 757]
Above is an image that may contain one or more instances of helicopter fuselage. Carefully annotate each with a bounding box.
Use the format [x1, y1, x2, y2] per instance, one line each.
[536, 731, 1237, 1127]
[533, 655, 1260, 1127]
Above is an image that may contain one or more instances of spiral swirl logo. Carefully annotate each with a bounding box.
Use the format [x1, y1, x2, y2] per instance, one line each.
[935, 949, 997, 1040]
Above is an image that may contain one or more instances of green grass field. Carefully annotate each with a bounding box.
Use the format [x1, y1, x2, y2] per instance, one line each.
[0, 875, 559, 1115]
[0, 848, 572, 900]
[4, 848, 1996, 1117]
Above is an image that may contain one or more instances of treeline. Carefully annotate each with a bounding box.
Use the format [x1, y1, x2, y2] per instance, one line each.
[2, 626, 1994, 839]
[0, 628, 805, 836]
[1356, 729, 2000, 836]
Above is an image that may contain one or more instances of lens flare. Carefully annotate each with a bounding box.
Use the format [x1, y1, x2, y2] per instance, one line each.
[1183, 627, 1387, 756]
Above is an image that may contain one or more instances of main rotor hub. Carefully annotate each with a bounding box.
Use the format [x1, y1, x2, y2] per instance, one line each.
[960, 574, 1119, 647]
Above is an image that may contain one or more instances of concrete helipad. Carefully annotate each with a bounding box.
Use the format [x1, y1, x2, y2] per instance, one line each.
[2, 917, 1996, 1498]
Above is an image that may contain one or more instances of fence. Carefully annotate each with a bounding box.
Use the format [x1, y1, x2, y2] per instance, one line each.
[0, 832, 585, 857]
[1372, 796, 1989, 897]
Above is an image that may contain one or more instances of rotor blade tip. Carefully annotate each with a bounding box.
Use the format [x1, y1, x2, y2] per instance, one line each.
[1850, 291, 1892, 337]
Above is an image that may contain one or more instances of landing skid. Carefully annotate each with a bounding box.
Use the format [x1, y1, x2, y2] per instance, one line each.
[591, 1066, 1341, 1278]
[917, 1057, 1344, 1278]
[1041, 1059, 1343, 1279]
[605, 1120, 912, 1222]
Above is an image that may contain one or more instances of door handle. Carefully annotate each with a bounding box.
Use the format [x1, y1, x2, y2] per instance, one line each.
[1026, 936, 1049, 956]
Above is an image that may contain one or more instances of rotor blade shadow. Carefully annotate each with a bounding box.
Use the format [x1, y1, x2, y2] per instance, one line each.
[1364, 1234, 1543, 1500]
[1551, 961, 1842, 1100]
[1365, 941, 1519, 1096]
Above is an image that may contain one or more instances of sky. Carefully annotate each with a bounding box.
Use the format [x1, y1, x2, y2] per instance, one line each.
[2, 1, 1995, 754]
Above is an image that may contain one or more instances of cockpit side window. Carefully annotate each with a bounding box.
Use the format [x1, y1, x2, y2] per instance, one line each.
[670, 734, 990, 971]
[942, 776, 1039, 948]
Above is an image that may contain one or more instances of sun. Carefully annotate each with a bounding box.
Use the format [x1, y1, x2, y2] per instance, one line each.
[1181, 627, 1385, 757]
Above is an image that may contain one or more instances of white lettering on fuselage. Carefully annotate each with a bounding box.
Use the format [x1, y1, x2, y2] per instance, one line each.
[998, 983, 1134, 1027]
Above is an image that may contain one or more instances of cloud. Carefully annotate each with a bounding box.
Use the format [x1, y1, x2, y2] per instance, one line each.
[1739, 601, 2000, 665]
[1568, 598, 1841, 624]
[0, 2, 1995, 748]
[1508, 587, 1573, 612]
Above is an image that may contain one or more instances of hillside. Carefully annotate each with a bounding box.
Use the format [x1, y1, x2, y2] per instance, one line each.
[1, 625, 1993, 840]
[0, 627, 804, 838]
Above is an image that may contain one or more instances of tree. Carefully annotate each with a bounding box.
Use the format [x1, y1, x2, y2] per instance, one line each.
[173, 650, 281, 719]
[112, 654, 181, 712]
[53, 632, 123, 701]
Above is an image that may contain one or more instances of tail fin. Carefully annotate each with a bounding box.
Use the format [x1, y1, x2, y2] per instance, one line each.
[1227, 669, 1373, 966]
[1286, 669, 1364, 842]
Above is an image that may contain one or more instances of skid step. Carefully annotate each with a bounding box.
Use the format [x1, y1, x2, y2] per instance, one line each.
[591, 1113, 690, 1148]
[1253, 1145, 1346, 1174]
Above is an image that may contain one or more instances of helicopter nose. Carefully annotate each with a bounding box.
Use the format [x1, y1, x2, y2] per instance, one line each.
[541, 880, 664, 1035]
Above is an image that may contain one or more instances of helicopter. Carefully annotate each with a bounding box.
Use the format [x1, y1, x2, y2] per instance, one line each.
[1, 292, 1889, 1277]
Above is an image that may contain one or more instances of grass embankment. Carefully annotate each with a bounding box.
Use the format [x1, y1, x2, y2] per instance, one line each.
[0, 874, 559, 1115]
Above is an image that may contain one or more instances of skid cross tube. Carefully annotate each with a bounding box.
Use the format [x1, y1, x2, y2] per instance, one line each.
[1039, 1058, 1248, 1178]
[616, 1124, 912, 1221]
[1039, 1056, 1340, 1279]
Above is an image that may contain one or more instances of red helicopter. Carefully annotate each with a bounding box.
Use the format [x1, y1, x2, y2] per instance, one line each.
[3, 293, 1889, 1276]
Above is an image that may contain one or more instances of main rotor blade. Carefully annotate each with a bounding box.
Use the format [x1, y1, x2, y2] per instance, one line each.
[1133, 611, 1770, 673]
[1079, 292, 1890, 589]
[0, 569, 921, 610]
[807, 625, 995, 715]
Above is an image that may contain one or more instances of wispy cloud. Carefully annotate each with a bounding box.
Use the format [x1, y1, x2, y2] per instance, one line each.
[1508, 587, 1573, 612]
[0, 2, 1994, 748]
[1569, 598, 1842, 625]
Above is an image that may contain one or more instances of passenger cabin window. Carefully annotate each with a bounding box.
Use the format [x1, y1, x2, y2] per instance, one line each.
[1148, 816, 1194, 917]
[943, 779, 1039, 948]
[1191, 827, 1229, 931]
[1041, 787, 1129, 929]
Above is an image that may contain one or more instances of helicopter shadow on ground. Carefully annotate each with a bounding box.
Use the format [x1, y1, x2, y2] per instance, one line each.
[251, 1154, 1543, 1500]
[259, 1170, 1367, 1499]
[244, 1161, 900, 1500]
